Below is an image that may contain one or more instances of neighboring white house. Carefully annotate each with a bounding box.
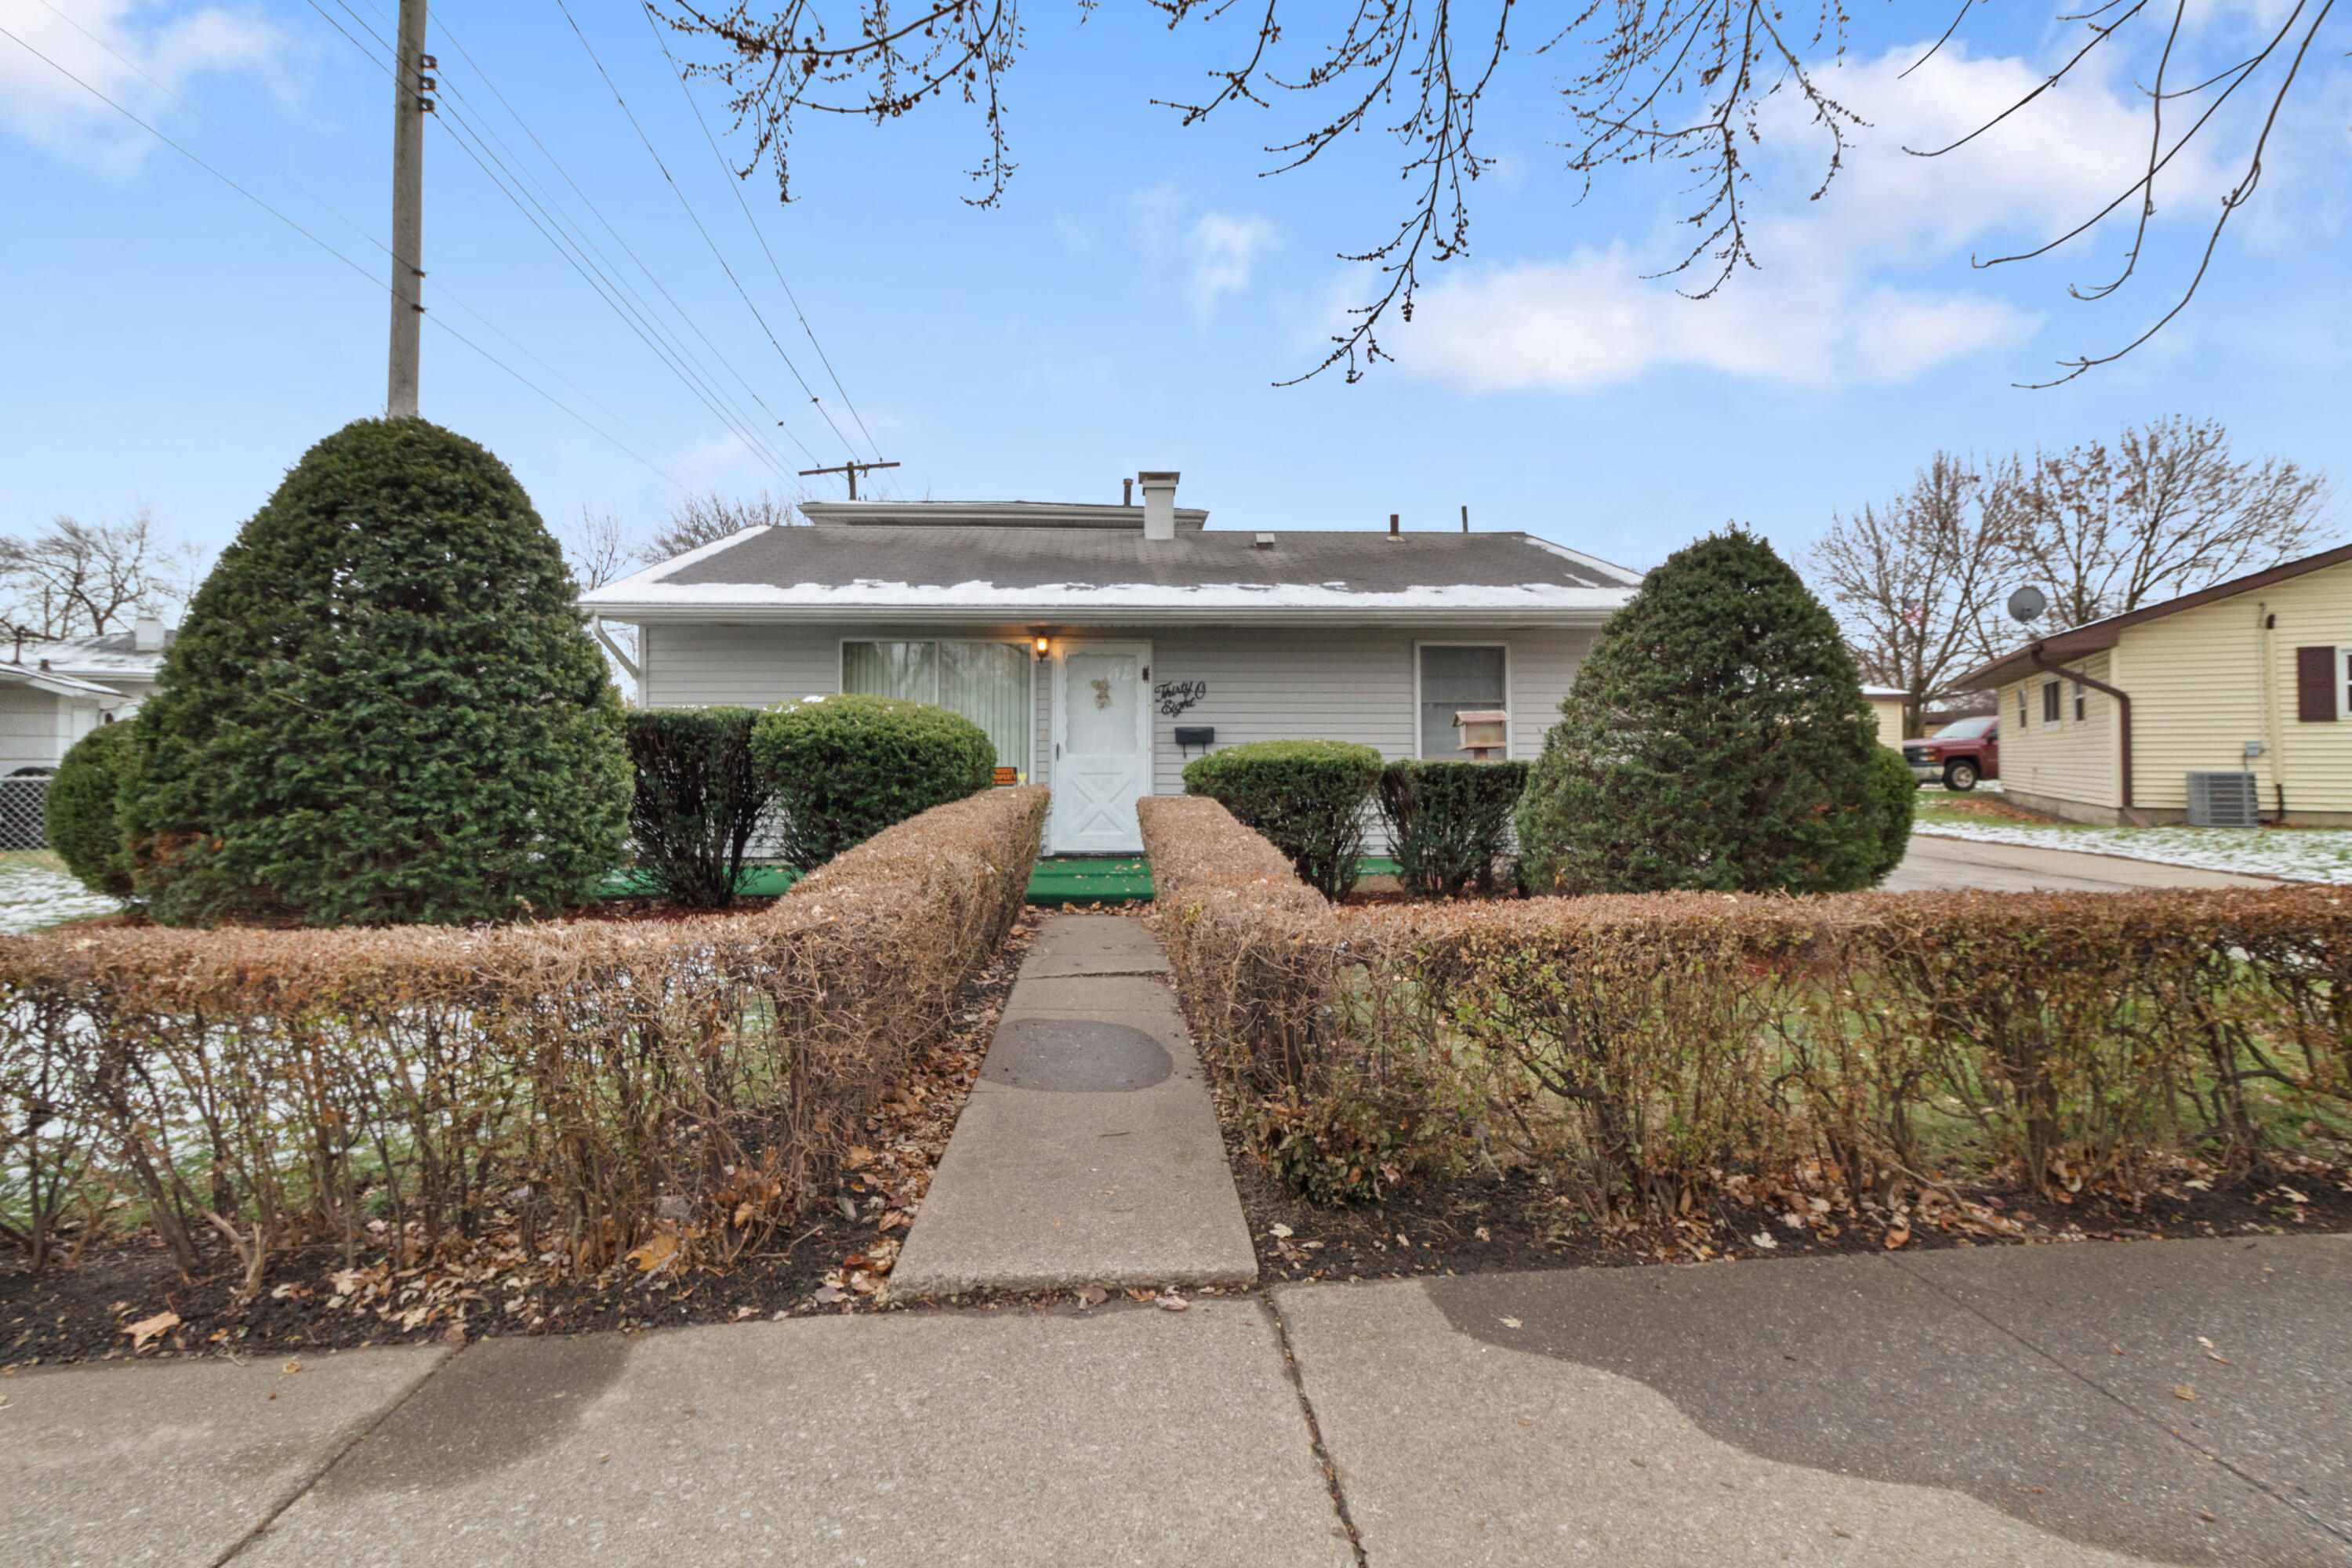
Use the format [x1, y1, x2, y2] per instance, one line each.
[1956, 542, 2352, 827]
[581, 474, 1645, 855]
[0, 619, 172, 775]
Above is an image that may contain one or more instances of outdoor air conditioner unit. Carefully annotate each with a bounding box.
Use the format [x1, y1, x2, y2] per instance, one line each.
[2185, 771, 2260, 828]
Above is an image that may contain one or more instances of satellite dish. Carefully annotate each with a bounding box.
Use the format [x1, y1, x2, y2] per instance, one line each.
[2007, 586, 2048, 625]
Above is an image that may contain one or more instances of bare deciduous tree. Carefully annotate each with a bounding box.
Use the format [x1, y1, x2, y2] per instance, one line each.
[0, 508, 203, 646]
[1809, 454, 2010, 738]
[1990, 416, 2336, 631]
[1815, 419, 2338, 720]
[559, 506, 641, 592]
[639, 489, 798, 564]
[654, 0, 2339, 384]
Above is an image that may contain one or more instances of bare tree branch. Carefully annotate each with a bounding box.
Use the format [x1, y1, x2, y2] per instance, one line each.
[1988, 416, 2337, 628]
[641, 489, 801, 564]
[655, 0, 2347, 386]
[1809, 454, 2013, 737]
[0, 509, 204, 644]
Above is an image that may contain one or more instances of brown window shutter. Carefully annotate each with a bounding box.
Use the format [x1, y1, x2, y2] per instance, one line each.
[2298, 645, 2339, 721]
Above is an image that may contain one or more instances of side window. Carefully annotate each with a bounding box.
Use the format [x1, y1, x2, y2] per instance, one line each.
[1418, 645, 1507, 759]
[2016, 686, 2027, 726]
[2041, 681, 2061, 726]
[2073, 681, 2085, 723]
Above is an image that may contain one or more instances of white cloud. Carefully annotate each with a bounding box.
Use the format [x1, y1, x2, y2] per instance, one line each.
[1392, 249, 2038, 391]
[0, 0, 293, 169]
[1185, 211, 1278, 318]
[1391, 41, 2239, 393]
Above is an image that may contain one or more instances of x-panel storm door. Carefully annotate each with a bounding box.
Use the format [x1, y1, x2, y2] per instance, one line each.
[1051, 641, 1150, 853]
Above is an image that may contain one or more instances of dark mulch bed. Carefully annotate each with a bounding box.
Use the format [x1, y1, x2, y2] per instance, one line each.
[1225, 1142, 2352, 1286]
[1, 920, 1036, 1370]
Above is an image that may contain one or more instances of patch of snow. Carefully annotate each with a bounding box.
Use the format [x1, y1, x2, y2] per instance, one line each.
[0, 857, 122, 933]
[1914, 821, 2352, 885]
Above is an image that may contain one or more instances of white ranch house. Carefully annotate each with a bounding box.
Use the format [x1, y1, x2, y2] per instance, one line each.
[583, 474, 1645, 855]
[0, 621, 172, 776]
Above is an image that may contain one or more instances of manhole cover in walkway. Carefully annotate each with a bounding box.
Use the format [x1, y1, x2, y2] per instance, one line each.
[982, 1020, 1173, 1092]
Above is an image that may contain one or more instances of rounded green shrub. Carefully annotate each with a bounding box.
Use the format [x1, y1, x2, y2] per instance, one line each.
[1516, 528, 1884, 895]
[626, 707, 775, 907]
[45, 720, 137, 897]
[1864, 744, 1918, 885]
[1376, 759, 1530, 899]
[127, 417, 631, 926]
[750, 694, 996, 869]
[1181, 739, 1383, 900]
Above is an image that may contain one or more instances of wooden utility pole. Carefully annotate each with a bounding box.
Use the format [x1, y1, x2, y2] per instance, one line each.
[797, 459, 900, 499]
[386, 0, 432, 419]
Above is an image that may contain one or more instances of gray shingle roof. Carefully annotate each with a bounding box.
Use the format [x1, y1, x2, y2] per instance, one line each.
[583, 521, 1641, 622]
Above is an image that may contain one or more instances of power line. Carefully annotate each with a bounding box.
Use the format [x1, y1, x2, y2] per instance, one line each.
[637, 3, 884, 464]
[302, 0, 806, 482]
[548, 0, 866, 462]
[416, 16, 818, 473]
[0, 18, 688, 492]
[30, 0, 673, 466]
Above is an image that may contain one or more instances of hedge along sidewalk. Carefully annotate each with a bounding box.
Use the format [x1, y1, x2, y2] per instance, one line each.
[1142, 795, 2352, 1214]
[0, 786, 1047, 1290]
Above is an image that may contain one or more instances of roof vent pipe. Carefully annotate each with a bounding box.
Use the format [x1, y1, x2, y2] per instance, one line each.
[1138, 471, 1179, 541]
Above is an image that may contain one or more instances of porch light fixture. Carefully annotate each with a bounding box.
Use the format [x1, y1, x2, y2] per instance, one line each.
[1033, 633, 1051, 657]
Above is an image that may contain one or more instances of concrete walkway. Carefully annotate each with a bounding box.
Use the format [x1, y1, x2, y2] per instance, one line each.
[887, 913, 1258, 1299]
[1887, 835, 2283, 893]
[8, 1235, 2347, 1566]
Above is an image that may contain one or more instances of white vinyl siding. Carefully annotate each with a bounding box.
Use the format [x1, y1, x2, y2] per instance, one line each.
[629, 619, 1601, 844]
[0, 684, 104, 775]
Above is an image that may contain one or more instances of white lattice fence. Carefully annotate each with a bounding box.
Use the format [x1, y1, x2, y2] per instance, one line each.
[0, 776, 50, 851]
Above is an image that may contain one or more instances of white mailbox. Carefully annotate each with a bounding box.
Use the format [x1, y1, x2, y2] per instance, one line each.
[1453, 708, 1509, 761]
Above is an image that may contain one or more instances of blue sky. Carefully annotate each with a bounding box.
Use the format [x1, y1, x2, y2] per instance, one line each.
[3, 0, 2347, 579]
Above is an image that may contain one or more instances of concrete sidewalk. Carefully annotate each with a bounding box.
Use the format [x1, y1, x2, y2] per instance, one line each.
[887, 913, 1257, 1298]
[9, 1236, 2347, 1566]
[1887, 835, 2281, 892]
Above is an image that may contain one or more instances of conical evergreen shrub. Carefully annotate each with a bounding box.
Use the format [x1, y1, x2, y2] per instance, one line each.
[127, 417, 630, 925]
[1515, 528, 1885, 895]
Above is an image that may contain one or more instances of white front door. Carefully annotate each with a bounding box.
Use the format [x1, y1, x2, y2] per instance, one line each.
[1051, 641, 1150, 853]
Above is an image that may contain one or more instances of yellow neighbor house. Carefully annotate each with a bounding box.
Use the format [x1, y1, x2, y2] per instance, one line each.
[1957, 543, 2352, 828]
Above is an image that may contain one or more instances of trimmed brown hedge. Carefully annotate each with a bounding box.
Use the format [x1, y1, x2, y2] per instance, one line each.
[1143, 797, 2352, 1210]
[0, 787, 1047, 1286]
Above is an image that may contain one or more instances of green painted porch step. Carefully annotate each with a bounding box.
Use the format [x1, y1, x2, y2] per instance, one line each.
[603, 855, 1405, 905]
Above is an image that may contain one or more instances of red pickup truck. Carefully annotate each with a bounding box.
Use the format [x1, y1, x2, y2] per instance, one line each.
[1904, 717, 1998, 791]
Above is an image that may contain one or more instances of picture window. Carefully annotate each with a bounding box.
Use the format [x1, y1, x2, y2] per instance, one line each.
[842, 641, 1029, 778]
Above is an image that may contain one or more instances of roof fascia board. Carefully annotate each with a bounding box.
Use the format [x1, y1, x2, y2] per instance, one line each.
[1958, 541, 2352, 688]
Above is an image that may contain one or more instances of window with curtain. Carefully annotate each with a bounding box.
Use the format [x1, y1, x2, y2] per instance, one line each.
[842, 641, 1030, 779]
[1419, 645, 1508, 759]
